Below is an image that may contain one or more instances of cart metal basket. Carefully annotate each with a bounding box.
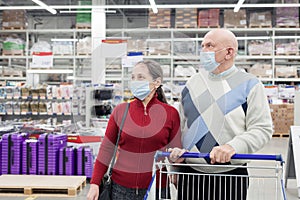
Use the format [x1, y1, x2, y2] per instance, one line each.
[144, 151, 286, 200]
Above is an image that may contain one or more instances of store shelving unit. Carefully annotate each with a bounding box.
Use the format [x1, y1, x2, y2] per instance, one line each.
[106, 27, 300, 87]
[0, 28, 92, 86]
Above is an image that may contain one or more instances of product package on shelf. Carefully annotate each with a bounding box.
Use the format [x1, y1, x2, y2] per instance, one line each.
[76, 1, 91, 29]
[198, 9, 220, 28]
[2, 10, 28, 29]
[276, 0, 299, 27]
[1, 133, 29, 175]
[276, 42, 299, 55]
[127, 39, 147, 54]
[269, 103, 294, 135]
[52, 41, 73, 56]
[5, 102, 13, 115]
[248, 63, 272, 78]
[148, 41, 171, 56]
[77, 146, 93, 178]
[22, 139, 38, 175]
[173, 41, 196, 56]
[2, 37, 25, 56]
[0, 139, 2, 175]
[249, 11, 272, 28]
[248, 40, 272, 56]
[59, 146, 76, 175]
[38, 133, 67, 175]
[275, 66, 298, 78]
[30, 41, 53, 69]
[148, 8, 171, 28]
[175, 8, 198, 28]
[77, 37, 92, 55]
[224, 9, 247, 28]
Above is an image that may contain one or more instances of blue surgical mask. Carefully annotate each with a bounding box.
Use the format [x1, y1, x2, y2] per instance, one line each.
[130, 81, 151, 101]
[200, 49, 226, 72]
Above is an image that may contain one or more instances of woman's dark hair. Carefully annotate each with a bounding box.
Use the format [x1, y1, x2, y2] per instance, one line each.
[135, 60, 168, 104]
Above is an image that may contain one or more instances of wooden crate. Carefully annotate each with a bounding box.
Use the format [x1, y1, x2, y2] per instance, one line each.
[0, 175, 86, 197]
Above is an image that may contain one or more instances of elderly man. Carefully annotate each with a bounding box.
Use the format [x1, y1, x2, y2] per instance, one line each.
[178, 29, 273, 200]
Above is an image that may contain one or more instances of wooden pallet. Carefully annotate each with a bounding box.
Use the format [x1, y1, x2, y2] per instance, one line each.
[175, 25, 197, 29]
[276, 25, 299, 28]
[2, 26, 26, 30]
[272, 133, 289, 138]
[276, 75, 298, 78]
[0, 175, 86, 197]
[256, 75, 272, 79]
[77, 52, 92, 56]
[148, 25, 171, 29]
[224, 25, 247, 29]
[198, 25, 220, 28]
[76, 25, 91, 29]
[276, 52, 299, 56]
[2, 52, 24, 56]
[249, 53, 272, 56]
[249, 24, 272, 28]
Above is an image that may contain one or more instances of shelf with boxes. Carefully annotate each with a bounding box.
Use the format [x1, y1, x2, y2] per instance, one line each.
[0, 28, 92, 86]
[0, 84, 86, 125]
[106, 27, 300, 101]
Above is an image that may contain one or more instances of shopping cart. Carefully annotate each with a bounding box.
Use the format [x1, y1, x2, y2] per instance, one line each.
[144, 151, 286, 200]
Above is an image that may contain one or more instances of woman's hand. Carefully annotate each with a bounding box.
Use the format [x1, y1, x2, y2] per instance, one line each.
[87, 184, 99, 200]
[167, 147, 187, 163]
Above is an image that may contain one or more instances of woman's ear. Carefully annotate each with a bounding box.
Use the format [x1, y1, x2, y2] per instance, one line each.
[154, 77, 162, 89]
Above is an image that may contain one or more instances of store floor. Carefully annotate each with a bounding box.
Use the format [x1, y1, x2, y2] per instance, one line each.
[0, 137, 298, 200]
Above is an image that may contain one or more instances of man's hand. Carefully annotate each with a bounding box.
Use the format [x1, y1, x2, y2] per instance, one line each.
[167, 147, 187, 163]
[209, 144, 235, 164]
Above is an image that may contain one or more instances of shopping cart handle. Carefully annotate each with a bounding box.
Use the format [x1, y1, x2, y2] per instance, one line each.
[155, 151, 284, 162]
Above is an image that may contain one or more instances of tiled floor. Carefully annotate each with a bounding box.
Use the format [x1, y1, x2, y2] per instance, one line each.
[0, 137, 298, 200]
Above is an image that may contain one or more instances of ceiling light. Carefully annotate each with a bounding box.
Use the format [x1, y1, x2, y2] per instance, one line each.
[32, 0, 57, 14]
[59, 10, 116, 14]
[149, 0, 158, 14]
[51, 38, 78, 42]
[234, 0, 245, 12]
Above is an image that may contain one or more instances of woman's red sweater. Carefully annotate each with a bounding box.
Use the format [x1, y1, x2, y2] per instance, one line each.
[90, 97, 182, 189]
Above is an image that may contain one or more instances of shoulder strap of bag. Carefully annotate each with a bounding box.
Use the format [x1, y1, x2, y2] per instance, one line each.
[107, 103, 130, 178]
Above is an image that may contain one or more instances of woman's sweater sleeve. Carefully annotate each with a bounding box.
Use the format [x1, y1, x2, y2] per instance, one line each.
[168, 107, 182, 149]
[90, 107, 120, 186]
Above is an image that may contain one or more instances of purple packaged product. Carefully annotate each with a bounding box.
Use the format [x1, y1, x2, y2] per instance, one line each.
[59, 146, 76, 175]
[1, 133, 28, 175]
[77, 146, 93, 178]
[22, 139, 38, 175]
[38, 133, 67, 175]
[0, 139, 2, 175]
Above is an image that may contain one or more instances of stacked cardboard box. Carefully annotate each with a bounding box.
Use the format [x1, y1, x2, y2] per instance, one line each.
[198, 9, 220, 27]
[248, 40, 272, 55]
[175, 8, 197, 28]
[249, 11, 272, 27]
[76, 1, 91, 29]
[77, 37, 92, 55]
[269, 104, 294, 135]
[148, 9, 171, 28]
[148, 41, 170, 55]
[224, 9, 247, 28]
[248, 63, 272, 78]
[2, 10, 27, 29]
[276, 42, 299, 55]
[127, 40, 147, 53]
[275, 66, 298, 78]
[276, 0, 299, 27]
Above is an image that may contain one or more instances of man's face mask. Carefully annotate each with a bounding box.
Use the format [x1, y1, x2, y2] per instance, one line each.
[200, 48, 226, 72]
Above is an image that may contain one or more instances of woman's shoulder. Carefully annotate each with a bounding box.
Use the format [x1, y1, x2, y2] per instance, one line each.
[158, 101, 179, 114]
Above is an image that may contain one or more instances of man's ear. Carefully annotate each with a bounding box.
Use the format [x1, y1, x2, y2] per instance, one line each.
[226, 48, 235, 59]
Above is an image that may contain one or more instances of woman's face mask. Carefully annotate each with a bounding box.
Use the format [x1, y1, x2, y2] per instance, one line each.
[130, 80, 152, 101]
